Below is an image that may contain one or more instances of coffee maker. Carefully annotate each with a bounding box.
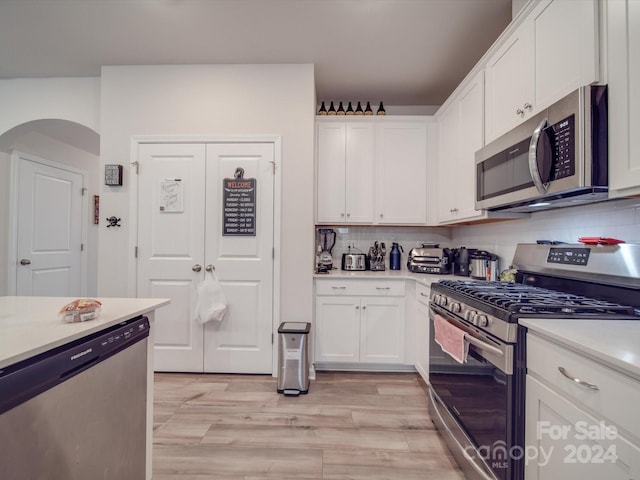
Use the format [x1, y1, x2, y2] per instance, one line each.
[453, 247, 478, 276]
[316, 228, 336, 272]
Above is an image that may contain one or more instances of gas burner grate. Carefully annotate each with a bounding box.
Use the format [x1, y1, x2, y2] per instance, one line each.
[437, 279, 637, 317]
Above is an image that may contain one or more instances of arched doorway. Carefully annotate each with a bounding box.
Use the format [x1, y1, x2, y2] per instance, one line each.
[0, 119, 100, 296]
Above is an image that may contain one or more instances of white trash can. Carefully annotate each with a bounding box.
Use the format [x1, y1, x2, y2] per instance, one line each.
[276, 322, 310, 395]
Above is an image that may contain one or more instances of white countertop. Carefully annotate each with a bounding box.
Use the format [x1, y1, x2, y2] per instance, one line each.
[314, 268, 451, 286]
[0, 296, 170, 369]
[520, 318, 640, 380]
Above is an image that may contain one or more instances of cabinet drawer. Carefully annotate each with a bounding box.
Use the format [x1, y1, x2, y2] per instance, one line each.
[415, 282, 431, 306]
[527, 333, 640, 439]
[315, 279, 405, 297]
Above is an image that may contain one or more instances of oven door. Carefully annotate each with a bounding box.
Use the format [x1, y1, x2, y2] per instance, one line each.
[428, 303, 523, 480]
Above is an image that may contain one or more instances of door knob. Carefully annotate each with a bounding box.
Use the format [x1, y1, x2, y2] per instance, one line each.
[20, 259, 31, 265]
[192, 264, 202, 272]
[205, 265, 215, 272]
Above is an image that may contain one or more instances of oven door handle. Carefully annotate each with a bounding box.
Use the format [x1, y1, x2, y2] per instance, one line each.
[464, 333, 504, 358]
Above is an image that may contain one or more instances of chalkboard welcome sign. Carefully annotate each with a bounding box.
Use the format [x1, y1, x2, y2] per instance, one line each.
[223, 168, 256, 236]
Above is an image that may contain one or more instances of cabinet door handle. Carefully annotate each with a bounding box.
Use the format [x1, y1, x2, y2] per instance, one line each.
[524, 102, 532, 110]
[420, 292, 429, 297]
[376, 287, 390, 290]
[355, 305, 360, 310]
[362, 305, 366, 310]
[557, 367, 599, 391]
[331, 286, 347, 290]
[346, 213, 350, 218]
[516, 107, 525, 116]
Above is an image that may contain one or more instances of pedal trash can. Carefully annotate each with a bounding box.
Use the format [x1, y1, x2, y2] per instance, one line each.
[277, 322, 311, 396]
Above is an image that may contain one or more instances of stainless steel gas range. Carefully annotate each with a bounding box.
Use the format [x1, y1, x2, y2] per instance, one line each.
[428, 243, 640, 480]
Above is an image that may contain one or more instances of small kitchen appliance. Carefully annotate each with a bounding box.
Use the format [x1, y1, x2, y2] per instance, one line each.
[428, 243, 640, 480]
[368, 242, 386, 271]
[407, 244, 453, 274]
[469, 250, 500, 280]
[452, 247, 477, 276]
[341, 249, 368, 271]
[316, 228, 336, 271]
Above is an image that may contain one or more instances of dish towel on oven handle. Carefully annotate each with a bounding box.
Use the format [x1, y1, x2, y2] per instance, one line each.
[434, 314, 469, 363]
[195, 270, 229, 325]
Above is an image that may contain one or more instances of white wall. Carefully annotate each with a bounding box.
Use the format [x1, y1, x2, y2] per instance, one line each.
[451, 198, 640, 268]
[0, 77, 101, 296]
[99, 64, 316, 324]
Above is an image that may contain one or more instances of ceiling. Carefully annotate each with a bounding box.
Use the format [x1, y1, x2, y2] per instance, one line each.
[0, 0, 512, 106]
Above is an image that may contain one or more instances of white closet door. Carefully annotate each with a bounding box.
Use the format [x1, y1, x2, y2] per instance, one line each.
[137, 143, 207, 372]
[203, 143, 275, 374]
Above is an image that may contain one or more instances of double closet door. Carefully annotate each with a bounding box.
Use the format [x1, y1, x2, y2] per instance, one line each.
[136, 142, 275, 374]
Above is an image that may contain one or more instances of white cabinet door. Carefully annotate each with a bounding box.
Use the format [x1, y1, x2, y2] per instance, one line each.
[345, 122, 375, 223]
[375, 120, 428, 224]
[360, 297, 405, 364]
[526, 375, 640, 480]
[315, 296, 360, 363]
[436, 72, 485, 224]
[484, 18, 535, 143]
[608, 0, 640, 197]
[485, 0, 599, 145]
[455, 73, 485, 221]
[532, 0, 598, 111]
[316, 122, 347, 223]
[414, 298, 430, 382]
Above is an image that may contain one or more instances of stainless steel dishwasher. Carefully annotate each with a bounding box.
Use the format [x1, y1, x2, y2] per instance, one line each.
[0, 315, 149, 480]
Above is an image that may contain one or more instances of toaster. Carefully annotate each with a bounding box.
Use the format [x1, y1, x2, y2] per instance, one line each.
[341, 253, 368, 271]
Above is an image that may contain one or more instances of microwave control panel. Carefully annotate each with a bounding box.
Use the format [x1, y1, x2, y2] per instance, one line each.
[549, 114, 575, 180]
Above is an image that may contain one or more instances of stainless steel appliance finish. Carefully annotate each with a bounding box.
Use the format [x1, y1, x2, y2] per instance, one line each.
[475, 86, 608, 213]
[342, 252, 367, 271]
[277, 322, 310, 395]
[407, 244, 452, 274]
[0, 316, 150, 479]
[428, 243, 640, 480]
[317, 228, 336, 271]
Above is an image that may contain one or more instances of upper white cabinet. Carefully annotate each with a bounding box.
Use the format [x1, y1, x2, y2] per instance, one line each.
[484, 0, 599, 143]
[316, 116, 429, 225]
[436, 71, 487, 224]
[607, 0, 640, 197]
[316, 120, 374, 224]
[375, 119, 428, 224]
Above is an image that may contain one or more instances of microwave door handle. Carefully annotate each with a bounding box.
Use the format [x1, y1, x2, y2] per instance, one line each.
[528, 118, 549, 194]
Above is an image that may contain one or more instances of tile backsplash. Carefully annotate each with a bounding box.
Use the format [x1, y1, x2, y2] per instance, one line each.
[317, 197, 640, 271]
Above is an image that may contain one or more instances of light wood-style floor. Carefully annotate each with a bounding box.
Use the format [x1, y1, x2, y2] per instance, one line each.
[153, 371, 464, 479]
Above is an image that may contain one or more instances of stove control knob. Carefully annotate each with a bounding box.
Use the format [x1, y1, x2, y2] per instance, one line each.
[475, 315, 488, 327]
[439, 296, 448, 307]
[450, 302, 461, 313]
[465, 310, 477, 322]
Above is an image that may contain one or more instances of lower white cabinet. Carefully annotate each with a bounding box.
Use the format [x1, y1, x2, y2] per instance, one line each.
[412, 282, 431, 383]
[315, 279, 405, 366]
[525, 332, 640, 479]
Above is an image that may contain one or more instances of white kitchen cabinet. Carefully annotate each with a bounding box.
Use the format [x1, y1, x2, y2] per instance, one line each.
[375, 119, 428, 224]
[316, 116, 429, 225]
[413, 282, 431, 383]
[526, 332, 640, 479]
[316, 120, 374, 224]
[436, 71, 487, 224]
[607, 0, 640, 197]
[315, 279, 405, 366]
[484, 0, 599, 144]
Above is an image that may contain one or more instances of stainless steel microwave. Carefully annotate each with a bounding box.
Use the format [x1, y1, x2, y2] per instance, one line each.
[475, 86, 608, 213]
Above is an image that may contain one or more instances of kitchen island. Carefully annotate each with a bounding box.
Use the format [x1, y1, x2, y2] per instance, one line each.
[0, 296, 170, 480]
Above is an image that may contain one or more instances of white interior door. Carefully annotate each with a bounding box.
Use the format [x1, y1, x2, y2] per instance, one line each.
[15, 152, 85, 297]
[136, 144, 206, 372]
[203, 143, 275, 374]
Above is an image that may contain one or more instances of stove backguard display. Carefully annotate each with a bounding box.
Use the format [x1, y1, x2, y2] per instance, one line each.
[547, 247, 590, 266]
